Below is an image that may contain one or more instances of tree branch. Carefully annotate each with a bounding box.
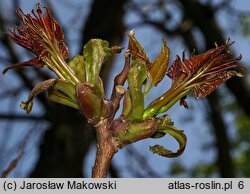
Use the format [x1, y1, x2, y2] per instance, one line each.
[0, 128, 32, 178]
[92, 119, 118, 178]
[0, 113, 46, 121]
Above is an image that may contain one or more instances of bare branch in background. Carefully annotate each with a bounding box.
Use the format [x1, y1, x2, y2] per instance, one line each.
[0, 128, 33, 178]
[0, 113, 47, 121]
[126, 146, 162, 177]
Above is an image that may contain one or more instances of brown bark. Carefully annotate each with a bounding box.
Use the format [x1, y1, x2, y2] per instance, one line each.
[91, 119, 117, 178]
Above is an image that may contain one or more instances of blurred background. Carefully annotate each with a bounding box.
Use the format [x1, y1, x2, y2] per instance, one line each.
[0, 0, 250, 178]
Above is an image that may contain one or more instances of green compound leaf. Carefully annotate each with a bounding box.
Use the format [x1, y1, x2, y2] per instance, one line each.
[149, 125, 187, 158]
[20, 78, 57, 113]
[67, 55, 85, 82]
[48, 79, 79, 109]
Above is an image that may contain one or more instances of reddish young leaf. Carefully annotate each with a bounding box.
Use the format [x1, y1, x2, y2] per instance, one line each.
[168, 40, 245, 99]
[3, 4, 70, 75]
[128, 30, 147, 60]
[10, 4, 70, 59]
[143, 39, 245, 118]
[2, 58, 44, 74]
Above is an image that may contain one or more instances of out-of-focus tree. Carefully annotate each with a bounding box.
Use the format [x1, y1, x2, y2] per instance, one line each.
[0, 0, 249, 178]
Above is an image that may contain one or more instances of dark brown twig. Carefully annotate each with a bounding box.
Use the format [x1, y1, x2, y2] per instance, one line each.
[0, 129, 32, 178]
[0, 113, 46, 120]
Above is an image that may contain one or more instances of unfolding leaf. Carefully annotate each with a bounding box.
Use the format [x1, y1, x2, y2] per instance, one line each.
[83, 39, 121, 85]
[167, 40, 244, 99]
[3, 58, 45, 74]
[122, 91, 132, 117]
[5, 4, 70, 60]
[128, 31, 150, 70]
[20, 78, 56, 113]
[148, 39, 170, 86]
[67, 55, 85, 82]
[192, 63, 244, 99]
[113, 116, 158, 147]
[168, 52, 209, 83]
[77, 83, 102, 124]
[127, 63, 147, 121]
[77, 82, 113, 125]
[128, 31, 147, 58]
[97, 77, 105, 97]
[152, 114, 174, 138]
[48, 79, 79, 109]
[126, 32, 148, 121]
[149, 125, 187, 158]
